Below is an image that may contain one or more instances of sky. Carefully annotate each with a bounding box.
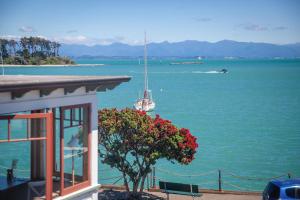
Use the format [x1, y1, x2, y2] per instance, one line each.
[1, 0, 300, 45]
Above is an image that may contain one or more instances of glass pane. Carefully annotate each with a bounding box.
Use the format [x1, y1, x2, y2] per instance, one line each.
[0, 142, 30, 180]
[63, 106, 88, 189]
[0, 120, 8, 140]
[0, 112, 49, 200]
[28, 139, 47, 200]
[10, 119, 28, 140]
[63, 109, 71, 128]
[0, 140, 47, 200]
[286, 188, 300, 198]
[54, 109, 60, 172]
[0, 117, 47, 141]
[71, 108, 80, 126]
[53, 108, 61, 194]
[268, 183, 280, 199]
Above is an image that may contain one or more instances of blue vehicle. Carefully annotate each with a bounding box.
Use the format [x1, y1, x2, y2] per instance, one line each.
[263, 179, 300, 200]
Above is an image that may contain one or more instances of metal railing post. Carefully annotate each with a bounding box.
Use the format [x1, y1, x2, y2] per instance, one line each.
[218, 169, 222, 191]
[288, 173, 291, 179]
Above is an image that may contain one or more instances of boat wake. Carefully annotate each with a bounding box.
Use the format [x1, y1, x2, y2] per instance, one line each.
[192, 70, 226, 74]
[129, 71, 189, 74]
[129, 70, 227, 74]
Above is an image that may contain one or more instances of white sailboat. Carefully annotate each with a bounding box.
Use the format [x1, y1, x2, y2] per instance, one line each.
[134, 32, 155, 112]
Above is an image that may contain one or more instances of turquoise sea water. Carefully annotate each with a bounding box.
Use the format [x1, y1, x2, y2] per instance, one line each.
[0, 59, 300, 191]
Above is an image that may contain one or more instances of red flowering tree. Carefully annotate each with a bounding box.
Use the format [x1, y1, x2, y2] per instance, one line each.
[98, 108, 198, 195]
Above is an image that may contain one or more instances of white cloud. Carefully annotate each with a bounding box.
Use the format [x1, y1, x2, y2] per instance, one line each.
[237, 23, 289, 32]
[0, 35, 21, 40]
[273, 26, 288, 31]
[0, 35, 49, 41]
[55, 35, 88, 44]
[66, 30, 78, 34]
[19, 26, 36, 33]
[36, 35, 48, 39]
[64, 35, 87, 42]
[238, 23, 268, 31]
[131, 40, 143, 45]
[98, 36, 145, 45]
[1, 34, 143, 46]
[55, 35, 142, 46]
[195, 17, 212, 22]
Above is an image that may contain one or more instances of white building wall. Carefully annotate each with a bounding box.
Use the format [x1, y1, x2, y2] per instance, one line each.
[90, 101, 99, 187]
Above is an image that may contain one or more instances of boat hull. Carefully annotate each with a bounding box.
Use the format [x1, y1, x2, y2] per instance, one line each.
[134, 99, 155, 112]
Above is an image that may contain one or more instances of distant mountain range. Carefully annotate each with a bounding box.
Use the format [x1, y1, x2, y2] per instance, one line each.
[60, 40, 300, 58]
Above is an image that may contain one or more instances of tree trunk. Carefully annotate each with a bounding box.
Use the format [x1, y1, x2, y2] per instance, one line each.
[132, 176, 141, 195]
[123, 173, 130, 192]
[139, 174, 147, 192]
[132, 181, 139, 194]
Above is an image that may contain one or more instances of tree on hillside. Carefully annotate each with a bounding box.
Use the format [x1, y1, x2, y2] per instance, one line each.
[8, 39, 17, 56]
[0, 37, 74, 65]
[98, 108, 198, 197]
[0, 39, 9, 58]
[20, 37, 29, 55]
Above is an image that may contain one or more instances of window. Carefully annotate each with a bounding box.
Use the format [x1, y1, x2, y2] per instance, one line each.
[0, 111, 53, 200]
[267, 183, 280, 199]
[52, 104, 91, 196]
[286, 187, 300, 199]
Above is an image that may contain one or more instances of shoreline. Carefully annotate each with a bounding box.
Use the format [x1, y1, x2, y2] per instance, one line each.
[1, 64, 105, 67]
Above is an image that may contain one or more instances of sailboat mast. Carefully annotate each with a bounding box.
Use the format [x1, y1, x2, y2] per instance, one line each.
[144, 32, 148, 93]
